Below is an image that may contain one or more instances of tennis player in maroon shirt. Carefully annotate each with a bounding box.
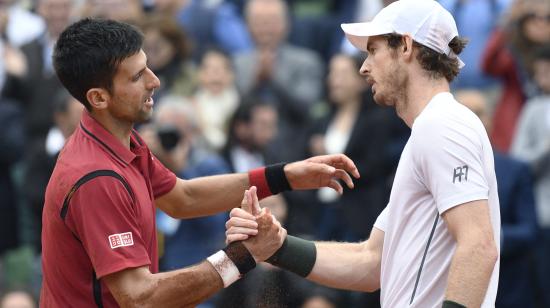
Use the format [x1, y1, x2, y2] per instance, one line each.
[40, 18, 359, 307]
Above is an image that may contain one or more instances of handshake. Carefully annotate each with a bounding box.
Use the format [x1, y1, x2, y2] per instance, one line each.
[225, 186, 287, 263]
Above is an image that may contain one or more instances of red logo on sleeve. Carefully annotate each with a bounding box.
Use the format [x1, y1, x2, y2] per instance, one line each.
[108, 232, 134, 249]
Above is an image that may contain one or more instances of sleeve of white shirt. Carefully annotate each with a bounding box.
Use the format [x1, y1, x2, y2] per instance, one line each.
[373, 206, 389, 232]
[411, 114, 489, 215]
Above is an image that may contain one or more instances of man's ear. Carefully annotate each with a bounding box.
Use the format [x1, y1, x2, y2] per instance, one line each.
[401, 34, 415, 62]
[86, 88, 110, 110]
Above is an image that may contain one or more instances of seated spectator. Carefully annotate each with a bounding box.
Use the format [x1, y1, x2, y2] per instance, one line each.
[193, 49, 240, 151]
[222, 99, 280, 172]
[511, 45, 550, 307]
[26, 90, 83, 251]
[457, 89, 538, 308]
[0, 0, 44, 48]
[482, 0, 550, 152]
[233, 0, 324, 162]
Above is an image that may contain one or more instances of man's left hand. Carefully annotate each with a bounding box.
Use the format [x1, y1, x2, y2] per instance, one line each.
[285, 154, 360, 194]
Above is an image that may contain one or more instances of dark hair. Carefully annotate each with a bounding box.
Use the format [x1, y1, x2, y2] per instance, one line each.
[53, 18, 144, 111]
[383, 33, 468, 82]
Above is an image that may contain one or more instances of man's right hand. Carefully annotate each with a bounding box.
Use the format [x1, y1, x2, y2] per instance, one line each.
[226, 187, 286, 262]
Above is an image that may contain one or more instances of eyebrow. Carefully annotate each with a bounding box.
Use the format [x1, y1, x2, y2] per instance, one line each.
[132, 67, 146, 79]
[366, 41, 373, 52]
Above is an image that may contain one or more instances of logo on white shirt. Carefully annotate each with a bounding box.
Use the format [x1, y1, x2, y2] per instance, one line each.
[108, 232, 134, 249]
[452, 165, 469, 183]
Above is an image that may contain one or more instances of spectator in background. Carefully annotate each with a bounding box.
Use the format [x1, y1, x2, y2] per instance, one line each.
[193, 48, 239, 151]
[457, 89, 538, 308]
[3, 0, 75, 252]
[26, 90, 82, 251]
[222, 99, 280, 172]
[153, 0, 252, 60]
[0, 0, 44, 48]
[140, 15, 196, 101]
[440, 0, 511, 90]
[6, 0, 74, 141]
[511, 45, 550, 308]
[234, 0, 324, 162]
[482, 0, 550, 152]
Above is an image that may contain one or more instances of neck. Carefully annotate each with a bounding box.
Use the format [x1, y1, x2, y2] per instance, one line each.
[90, 111, 133, 148]
[398, 74, 450, 127]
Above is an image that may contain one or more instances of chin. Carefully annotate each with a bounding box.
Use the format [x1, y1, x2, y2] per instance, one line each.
[373, 92, 392, 107]
[136, 111, 153, 123]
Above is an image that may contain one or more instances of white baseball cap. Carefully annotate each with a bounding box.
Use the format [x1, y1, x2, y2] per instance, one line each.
[341, 0, 465, 68]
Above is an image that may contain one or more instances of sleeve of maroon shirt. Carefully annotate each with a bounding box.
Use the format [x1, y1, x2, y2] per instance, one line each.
[150, 154, 177, 199]
[64, 177, 151, 279]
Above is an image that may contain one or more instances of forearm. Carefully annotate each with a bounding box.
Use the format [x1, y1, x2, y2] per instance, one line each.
[176, 173, 249, 218]
[109, 243, 257, 307]
[308, 241, 380, 292]
[113, 262, 223, 308]
[160, 163, 293, 218]
[445, 242, 498, 307]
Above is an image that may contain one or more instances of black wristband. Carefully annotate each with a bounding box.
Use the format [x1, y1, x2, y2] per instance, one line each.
[266, 235, 316, 277]
[222, 242, 256, 275]
[442, 300, 467, 308]
[265, 163, 292, 194]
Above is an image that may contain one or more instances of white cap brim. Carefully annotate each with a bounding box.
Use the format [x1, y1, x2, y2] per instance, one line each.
[341, 22, 394, 52]
[341, 22, 466, 69]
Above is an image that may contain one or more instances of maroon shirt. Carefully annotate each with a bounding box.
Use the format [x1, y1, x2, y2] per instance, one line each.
[40, 111, 176, 307]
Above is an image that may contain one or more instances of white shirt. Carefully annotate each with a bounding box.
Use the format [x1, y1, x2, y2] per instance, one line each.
[374, 92, 501, 308]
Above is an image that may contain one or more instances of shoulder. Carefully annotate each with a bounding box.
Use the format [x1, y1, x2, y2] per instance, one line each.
[411, 96, 486, 154]
[415, 95, 483, 134]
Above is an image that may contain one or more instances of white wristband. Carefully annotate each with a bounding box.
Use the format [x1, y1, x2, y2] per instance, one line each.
[207, 250, 241, 287]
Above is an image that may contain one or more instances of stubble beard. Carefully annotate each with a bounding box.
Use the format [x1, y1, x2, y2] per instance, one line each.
[372, 62, 409, 113]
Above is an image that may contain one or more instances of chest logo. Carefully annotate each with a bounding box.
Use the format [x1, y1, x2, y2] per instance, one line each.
[453, 165, 469, 183]
[109, 232, 134, 249]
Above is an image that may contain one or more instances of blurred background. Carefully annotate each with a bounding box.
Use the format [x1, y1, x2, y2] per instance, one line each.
[0, 0, 549, 307]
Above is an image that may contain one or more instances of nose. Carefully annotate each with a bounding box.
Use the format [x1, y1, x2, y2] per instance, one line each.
[147, 68, 161, 90]
[359, 57, 369, 76]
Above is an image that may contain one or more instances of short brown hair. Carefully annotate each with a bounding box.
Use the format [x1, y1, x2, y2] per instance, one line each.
[383, 33, 468, 82]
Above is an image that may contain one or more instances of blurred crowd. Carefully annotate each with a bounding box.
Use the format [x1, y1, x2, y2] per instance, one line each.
[0, 0, 549, 307]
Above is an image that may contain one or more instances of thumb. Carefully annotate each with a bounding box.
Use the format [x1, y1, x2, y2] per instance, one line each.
[248, 186, 261, 216]
[241, 189, 253, 214]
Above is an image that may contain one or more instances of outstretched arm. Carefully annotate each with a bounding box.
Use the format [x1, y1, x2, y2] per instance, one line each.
[156, 154, 360, 219]
[103, 263, 223, 308]
[307, 228, 383, 292]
